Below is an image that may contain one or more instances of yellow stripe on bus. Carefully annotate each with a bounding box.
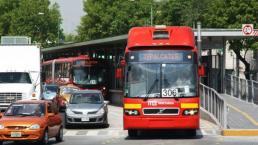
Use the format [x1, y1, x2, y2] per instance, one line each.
[124, 104, 142, 109]
[181, 103, 199, 108]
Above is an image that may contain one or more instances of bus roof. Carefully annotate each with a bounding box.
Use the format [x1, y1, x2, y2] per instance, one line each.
[126, 26, 196, 51]
[42, 55, 90, 65]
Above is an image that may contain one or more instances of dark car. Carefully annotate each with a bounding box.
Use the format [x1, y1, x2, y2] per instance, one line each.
[65, 90, 109, 128]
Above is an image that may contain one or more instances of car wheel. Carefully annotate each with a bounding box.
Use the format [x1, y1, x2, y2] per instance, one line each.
[56, 127, 63, 142]
[103, 116, 109, 128]
[0, 141, 3, 145]
[65, 115, 71, 129]
[38, 130, 49, 145]
[128, 130, 138, 138]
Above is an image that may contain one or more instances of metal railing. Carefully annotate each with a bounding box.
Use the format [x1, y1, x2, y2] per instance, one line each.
[200, 83, 227, 129]
[224, 74, 258, 104]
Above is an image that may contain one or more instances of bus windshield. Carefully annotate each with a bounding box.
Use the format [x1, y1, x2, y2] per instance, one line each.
[126, 63, 197, 98]
[72, 66, 106, 86]
[0, 72, 32, 84]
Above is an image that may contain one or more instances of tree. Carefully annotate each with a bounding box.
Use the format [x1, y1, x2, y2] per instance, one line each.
[65, 33, 77, 44]
[0, 0, 63, 48]
[77, 0, 212, 41]
[203, 0, 258, 79]
[77, 0, 156, 41]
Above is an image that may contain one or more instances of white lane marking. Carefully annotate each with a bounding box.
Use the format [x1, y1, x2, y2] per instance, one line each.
[64, 130, 77, 136]
[109, 112, 121, 117]
[86, 130, 99, 136]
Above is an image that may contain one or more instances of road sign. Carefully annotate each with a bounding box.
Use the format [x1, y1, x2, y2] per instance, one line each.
[242, 24, 253, 36]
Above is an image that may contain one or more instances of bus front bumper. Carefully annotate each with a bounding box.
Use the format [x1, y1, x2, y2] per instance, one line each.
[123, 116, 199, 130]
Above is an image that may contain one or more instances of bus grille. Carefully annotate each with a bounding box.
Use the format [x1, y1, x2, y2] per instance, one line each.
[0, 93, 22, 103]
[143, 108, 179, 115]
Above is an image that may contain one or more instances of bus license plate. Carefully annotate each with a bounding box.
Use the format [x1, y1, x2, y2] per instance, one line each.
[81, 117, 89, 122]
[11, 132, 22, 138]
[162, 88, 178, 97]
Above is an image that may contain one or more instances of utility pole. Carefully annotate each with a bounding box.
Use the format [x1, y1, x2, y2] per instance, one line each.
[150, 3, 153, 26]
[197, 22, 202, 65]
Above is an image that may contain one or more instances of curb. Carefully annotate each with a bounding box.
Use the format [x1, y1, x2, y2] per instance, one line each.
[222, 129, 258, 136]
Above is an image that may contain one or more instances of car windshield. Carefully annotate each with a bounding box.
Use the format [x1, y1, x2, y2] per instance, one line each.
[45, 85, 58, 92]
[70, 93, 103, 104]
[0, 72, 31, 84]
[4, 103, 45, 117]
[125, 63, 197, 98]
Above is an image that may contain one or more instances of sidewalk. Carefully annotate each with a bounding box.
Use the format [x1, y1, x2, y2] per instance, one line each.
[221, 94, 258, 136]
[221, 94, 258, 129]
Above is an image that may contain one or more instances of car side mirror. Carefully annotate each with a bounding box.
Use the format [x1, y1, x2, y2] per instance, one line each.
[198, 65, 205, 77]
[104, 101, 109, 105]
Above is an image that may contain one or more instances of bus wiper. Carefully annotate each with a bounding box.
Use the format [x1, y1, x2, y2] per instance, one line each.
[143, 79, 159, 101]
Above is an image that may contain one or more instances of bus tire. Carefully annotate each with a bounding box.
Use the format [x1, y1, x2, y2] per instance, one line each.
[128, 130, 138, 138]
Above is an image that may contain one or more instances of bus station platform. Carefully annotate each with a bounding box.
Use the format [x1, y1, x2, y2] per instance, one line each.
[221, 94, 258, 136]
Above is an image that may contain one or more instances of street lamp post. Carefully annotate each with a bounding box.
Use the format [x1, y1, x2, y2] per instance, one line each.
[58, 20, 60, 45]
[37, 12, 44, 46]
[130, 0, 166, 26]
[130, 0, 153, 26]
[150, 3, 153, 26]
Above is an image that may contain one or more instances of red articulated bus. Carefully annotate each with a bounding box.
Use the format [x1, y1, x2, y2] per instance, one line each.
[42, 55, 109, 98]
[123, 26, 204, 137]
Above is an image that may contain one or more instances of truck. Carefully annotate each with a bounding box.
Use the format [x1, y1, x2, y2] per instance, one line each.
[0, 36, 41, 110]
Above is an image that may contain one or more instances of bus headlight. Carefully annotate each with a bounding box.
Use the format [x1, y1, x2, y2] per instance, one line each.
[183, 109, 198, 116]
[124, 109, 139, 116]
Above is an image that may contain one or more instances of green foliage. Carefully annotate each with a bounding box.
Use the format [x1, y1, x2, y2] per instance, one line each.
[0, 0, 63, 48]
[203, 0, 258, 78]
[65, 33, 77, 43]
[203, 0, 258, 28]
[77, 0, 212, 41]
[77, 0, 161, 41]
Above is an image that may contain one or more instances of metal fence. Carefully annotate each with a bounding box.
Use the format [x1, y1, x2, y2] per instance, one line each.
[200, 83, 227, 129]
[224, 74, 258, 104]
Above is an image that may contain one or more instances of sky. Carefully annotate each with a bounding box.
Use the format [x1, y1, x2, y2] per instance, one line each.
[50, 0, 84, 34]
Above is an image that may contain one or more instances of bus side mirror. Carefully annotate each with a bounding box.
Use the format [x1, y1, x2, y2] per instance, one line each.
[198, 65, 205, 77]
[115, 68, 123, 79]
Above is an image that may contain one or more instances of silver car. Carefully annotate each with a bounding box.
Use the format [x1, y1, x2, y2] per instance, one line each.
[65, 90, 108, 128]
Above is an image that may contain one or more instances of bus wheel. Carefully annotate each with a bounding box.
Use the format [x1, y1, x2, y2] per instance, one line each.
[128, 130, 138, 138]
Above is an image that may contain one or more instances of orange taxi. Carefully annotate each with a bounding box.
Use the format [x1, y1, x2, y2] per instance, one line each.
[0, 100, 63, 145]
[59, 85, 79, 104]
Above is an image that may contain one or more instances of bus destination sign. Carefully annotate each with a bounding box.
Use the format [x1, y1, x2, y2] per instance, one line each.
[127, 50, 193, 63]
